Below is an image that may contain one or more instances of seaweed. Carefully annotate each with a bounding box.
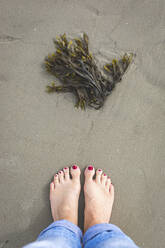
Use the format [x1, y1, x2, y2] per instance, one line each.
[44, 33, 134, 110]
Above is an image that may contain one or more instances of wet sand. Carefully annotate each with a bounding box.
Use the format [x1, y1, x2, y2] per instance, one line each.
[0, 1, 165, 247]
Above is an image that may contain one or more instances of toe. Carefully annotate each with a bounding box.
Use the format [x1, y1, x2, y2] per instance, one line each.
[63, 167, 70, 181]
[96, 168, 102, 183]
[106, 177, 111, 191]
[70, 164, 81, 181]
[110, 183, 115, 197]
[58, 170, 64, 183]
[54, 174, 59, 185]
[84, 165, 95, 181]
[101, 173, 107, 186]
[50, 182, 55, 191]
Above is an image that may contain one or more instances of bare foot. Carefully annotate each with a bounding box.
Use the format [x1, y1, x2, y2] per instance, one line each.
[50, 165, 81, 225]
[84, 166, 114, 232]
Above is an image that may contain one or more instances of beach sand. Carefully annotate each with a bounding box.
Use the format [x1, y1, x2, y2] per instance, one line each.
[0, 0, 165, 247]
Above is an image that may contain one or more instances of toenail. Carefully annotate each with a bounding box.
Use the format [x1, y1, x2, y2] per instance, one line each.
[98, 169, 102, 172]
[55, 174, 58, 177]
[104, 173, 106, 176]
[64, 167, 68, 170]
[88, 166, 93, 170]
[59, 171, 62, 174]
[72, 165, 77, 169]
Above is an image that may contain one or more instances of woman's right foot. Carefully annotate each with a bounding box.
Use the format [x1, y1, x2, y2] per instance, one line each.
[50, 165, 81, 225]
[84, 166, 114, 232]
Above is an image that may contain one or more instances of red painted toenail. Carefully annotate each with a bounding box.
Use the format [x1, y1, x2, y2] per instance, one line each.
[98, 169, 102, 171]
[104, 173, 106, 176]
[64, 167, 67, 170]
[72, 165, 77, 169]
[55, 174, 58, 177]
[59, 171, 62, 174]
[88, 166, 93, 170]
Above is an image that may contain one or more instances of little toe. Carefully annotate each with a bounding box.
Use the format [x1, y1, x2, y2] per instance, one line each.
[84, 165, 95, 181]
[96, 168, 102, 183]
[110, 183, 115, 196]
[50, 182, 55, 192]
[106, 177, 111, 191]
[70, 164, 81, 181]
[58, 170, 64, 183]
[63, 167, 70, 181]
[101, 173, 107, 186]
[54, 174, 59, 185]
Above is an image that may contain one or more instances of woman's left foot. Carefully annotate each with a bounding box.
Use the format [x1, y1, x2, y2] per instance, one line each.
[50, 165, 81, 225]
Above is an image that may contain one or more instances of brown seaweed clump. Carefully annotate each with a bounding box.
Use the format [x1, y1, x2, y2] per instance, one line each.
[45, 33, 133, 110]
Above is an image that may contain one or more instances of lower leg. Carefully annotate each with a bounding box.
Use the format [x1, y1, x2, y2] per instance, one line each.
[23, 165, 82, 248]
[83, 166, 139, 248]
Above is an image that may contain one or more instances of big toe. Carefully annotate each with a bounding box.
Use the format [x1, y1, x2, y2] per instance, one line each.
[70, 164, 81, 181]
[84, 165, 95, 181]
